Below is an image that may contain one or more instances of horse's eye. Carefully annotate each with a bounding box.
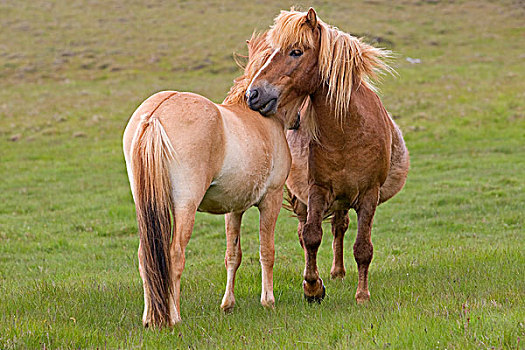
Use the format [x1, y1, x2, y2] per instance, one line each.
[290, 49, 303, 57]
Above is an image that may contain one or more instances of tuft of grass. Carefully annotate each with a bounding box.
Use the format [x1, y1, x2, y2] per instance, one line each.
[1, 0, 523, 348]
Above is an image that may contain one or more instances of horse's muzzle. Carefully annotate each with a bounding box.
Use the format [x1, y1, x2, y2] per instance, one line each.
[247, 85, 279, 116]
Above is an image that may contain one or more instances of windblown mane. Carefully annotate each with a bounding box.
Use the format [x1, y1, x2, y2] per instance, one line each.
[268, 9, 394, 122]
[223, 33, 272, 106]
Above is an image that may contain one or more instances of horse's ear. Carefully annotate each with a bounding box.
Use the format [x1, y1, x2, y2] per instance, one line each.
[305, 7, 318, 29]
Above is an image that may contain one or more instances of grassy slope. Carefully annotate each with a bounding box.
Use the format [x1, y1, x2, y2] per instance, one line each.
[0, 0, 523, 348]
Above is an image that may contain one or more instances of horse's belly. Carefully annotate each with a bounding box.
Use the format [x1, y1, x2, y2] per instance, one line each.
[330, 198, 353, 212]
[197, 173, 270, 214]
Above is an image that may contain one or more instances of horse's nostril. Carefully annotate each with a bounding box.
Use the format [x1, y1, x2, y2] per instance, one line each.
[249, 89, 259, 103]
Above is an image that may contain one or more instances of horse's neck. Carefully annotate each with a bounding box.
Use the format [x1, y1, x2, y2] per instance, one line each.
[221, 101, 288, 134]
[309, 82, 382, 144]
[310, 84, 358, 135]
[309, 82, 392, 151]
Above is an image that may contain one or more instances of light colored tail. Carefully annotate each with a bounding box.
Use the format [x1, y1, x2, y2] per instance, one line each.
[131, 113, 176, 327]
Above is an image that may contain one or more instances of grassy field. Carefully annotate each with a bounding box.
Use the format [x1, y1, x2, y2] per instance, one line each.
[1, 0, 524, 348]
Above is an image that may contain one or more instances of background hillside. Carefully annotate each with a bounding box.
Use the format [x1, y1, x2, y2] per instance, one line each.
[1, 0, 523, 348]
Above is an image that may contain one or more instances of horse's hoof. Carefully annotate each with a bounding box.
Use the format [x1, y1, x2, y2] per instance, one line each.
[261, 293, 275, 309]
[303, 281, 326, 303]
[222, 306, 235, 314]
[221, 294, 236, 313]
[143, 319, 172, 329]
[330, 270, 346, 280]
[260, 290, 275, 309]
[261, 299, 275, 309]
[221, 301, 236, 313]
[142, 316, 153, 328]
[169, 314, 182, 327]
[355, 290, 370, 304]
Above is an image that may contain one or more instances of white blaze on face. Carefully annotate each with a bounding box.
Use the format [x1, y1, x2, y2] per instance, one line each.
[246, 48, 280, 97]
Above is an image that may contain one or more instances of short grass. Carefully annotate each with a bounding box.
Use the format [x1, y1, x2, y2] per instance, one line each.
[1, 0, 524, 348]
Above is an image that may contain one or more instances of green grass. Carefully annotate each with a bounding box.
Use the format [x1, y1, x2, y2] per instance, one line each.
[1, 0, 524, 348]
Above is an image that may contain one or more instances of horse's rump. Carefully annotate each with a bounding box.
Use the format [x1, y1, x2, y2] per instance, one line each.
[379, 119, 409, 204]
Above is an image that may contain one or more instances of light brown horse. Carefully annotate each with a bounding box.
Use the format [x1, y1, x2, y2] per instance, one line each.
[123, 36, 302, 327]
[246, 8, 409, 303]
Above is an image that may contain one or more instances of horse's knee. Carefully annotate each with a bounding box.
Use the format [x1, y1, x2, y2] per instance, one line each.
[302, 222, 322, 251]
[225, 251, 242, 270]
[353, 240, 373, 265]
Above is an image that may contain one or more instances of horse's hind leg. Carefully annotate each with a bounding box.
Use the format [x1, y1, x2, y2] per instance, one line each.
[168, 205, 197, 325]
[221, 211, 244, 312]
[138, 242, 152, 327]
[354, 188, 379, 303]
[331, 210, 349, 280]
[257, 189, 283, 308]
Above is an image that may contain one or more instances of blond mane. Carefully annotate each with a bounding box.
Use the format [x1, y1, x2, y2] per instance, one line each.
[223, 32, 272, 106]
[268, 9, 394, 122]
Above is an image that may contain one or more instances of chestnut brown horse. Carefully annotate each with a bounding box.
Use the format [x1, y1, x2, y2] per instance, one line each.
[246, 8, 409, 303]
[123, 35, 303, 327]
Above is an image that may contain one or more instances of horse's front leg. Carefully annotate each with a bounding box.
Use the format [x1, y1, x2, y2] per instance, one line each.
[302, 184, 331, 302]
[354, 188, 379, 303]
[331, 210, 349, 279]
[257, 189, 283, 308]
[220, 211, 244, 312]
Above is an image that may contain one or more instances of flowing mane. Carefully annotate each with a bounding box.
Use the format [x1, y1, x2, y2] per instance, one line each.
[223, 33, 272, 106]
[268, 9, 394, 121]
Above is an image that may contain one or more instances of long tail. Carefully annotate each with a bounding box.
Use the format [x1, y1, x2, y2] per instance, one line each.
[131, 112, 176, 326]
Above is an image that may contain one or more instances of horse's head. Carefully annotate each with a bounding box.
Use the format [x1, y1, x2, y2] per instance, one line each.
[246, 8, 322, 117]
[247, 8, 393, 122]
